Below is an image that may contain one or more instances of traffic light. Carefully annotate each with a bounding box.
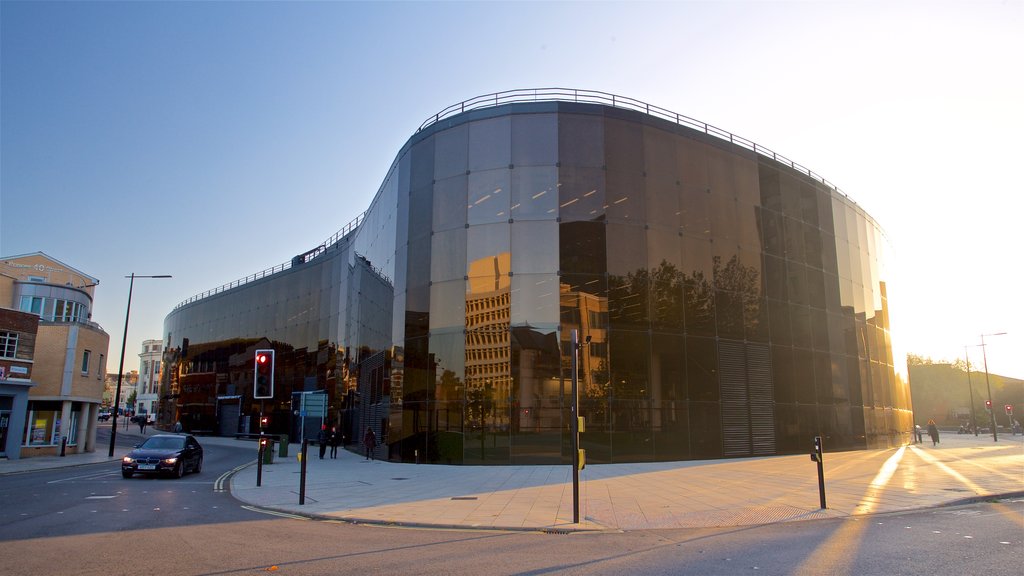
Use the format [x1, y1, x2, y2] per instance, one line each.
[1006, 404, 1013, 416]
[254, 349, 275, 399]
[260, 415, 270, 430]
[985, 399, 992, 411]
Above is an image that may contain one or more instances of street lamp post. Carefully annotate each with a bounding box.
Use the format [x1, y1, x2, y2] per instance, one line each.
[108, 273, 172, 457]
[980, 332, 1007, 443]
[964, 346, 979, 437]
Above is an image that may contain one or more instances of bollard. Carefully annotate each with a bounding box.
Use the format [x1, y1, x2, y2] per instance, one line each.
[257, 438, 264, 487]
[810, 436, 826, 509]
[60, 436, 67, 457]
[299, 439, 309, 505]
[414, 448, 419, 464]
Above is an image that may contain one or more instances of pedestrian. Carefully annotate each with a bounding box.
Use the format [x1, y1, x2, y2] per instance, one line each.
[317, 425, 328, 460]
[328, 426, 340, 459]
[138, 415, 147, 434]
[363, 426, 377, 461]
[914, 424, 923, 443]
[926, 419, 940, 446]
[173, 420, 183, 433]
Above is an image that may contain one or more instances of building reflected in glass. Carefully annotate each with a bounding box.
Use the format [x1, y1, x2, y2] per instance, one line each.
[161, 92, 912, 464]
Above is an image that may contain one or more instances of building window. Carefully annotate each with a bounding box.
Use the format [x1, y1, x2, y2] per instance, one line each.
[0, 331, 17, 358]
[27, 276, 45, 282]
[52, 300, 84, 323]
[98, 354, 105, 378]
[20, 296, 45, 316]
[82, 350, 91, 374]
[24, 401, 61, 446]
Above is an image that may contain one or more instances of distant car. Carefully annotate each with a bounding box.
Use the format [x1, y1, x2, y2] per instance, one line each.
[98, 412, 111, 421]
[122, 434, 203, 479]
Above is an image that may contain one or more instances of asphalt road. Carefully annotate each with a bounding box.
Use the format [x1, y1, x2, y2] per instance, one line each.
[0, 437, 260, 540]
[1, 453, 1020, 576]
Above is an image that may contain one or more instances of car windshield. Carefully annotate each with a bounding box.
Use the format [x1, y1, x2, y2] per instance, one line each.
[139, 437, 186, 450]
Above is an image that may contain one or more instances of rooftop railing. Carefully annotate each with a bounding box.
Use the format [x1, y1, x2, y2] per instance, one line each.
[176, 88, 861, 311]
[173, 211, 364, 310]
[418, 88, 851, 200]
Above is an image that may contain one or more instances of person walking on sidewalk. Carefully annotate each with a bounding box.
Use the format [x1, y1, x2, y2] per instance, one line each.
[328, 426, 340, 459]
[317, 425, 328, 460]
[363, 426, 377, 461]
[926, 419, 940, 446]
[137, 415, 147, 434]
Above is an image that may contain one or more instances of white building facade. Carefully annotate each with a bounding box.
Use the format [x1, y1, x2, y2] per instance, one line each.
[136, 340, 162, 417]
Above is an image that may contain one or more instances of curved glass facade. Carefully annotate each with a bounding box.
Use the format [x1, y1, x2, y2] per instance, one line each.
[161, 98, 912, 464]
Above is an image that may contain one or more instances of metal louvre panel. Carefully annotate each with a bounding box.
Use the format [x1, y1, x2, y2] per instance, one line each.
[719, 340, 750, 457]
[746, 343, 776, 455]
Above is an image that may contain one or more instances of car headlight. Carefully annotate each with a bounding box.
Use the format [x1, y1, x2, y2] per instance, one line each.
[162, 457, 178, 465]
[122, 456, 134, 464]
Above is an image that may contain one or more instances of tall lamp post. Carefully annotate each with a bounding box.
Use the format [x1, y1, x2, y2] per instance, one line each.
[108, 273, 172, 457]
[980, 331, 1007, 443]
[964, 346, 979, 436]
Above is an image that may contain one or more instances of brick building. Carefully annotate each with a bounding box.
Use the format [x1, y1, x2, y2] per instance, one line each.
[0, 253, 110, 458]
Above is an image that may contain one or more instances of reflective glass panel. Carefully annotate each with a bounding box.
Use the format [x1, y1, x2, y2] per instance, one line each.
[434, 124, 468, 180]
[469, 116, 511, 171]
[433, 175, 468, 233]
[511, 114, 557, 167]
[558, 166, 605, 223]
[468, 169, 511, 225]
[430, 229, 467, 283]
[510, 166, 558, 221]
[558, 114, 604, 168]
[511, 274, 559, 326]
[511, 220, 558, 275]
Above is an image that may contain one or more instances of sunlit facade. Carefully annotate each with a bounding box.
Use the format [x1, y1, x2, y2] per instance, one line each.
[161, 90, 912, 464]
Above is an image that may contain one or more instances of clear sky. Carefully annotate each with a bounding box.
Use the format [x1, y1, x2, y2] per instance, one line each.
[2, 1, 1021, 379]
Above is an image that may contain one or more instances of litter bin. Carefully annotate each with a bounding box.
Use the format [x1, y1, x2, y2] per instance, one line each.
[278, 434, 289, 458]
[261, 439, 275, 464]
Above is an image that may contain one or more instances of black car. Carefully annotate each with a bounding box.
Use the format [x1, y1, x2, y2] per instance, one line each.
[122, 434, 203, 479]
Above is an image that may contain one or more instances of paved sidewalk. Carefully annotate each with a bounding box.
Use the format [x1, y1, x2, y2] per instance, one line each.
[231, 433, 1023, 531]
[3, 430, 1021, 532]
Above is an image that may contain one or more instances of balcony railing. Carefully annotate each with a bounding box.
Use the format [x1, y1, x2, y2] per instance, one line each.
[418, 88, 851, 201]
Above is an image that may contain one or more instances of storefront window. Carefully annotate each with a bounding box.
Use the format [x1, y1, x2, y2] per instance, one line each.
[24, 402, 61, 446]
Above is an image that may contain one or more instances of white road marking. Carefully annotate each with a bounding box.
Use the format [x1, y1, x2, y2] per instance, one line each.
[240, 505, 309, 520]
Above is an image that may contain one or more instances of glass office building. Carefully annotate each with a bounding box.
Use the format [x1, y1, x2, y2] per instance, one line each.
[161, 90, 912, 464]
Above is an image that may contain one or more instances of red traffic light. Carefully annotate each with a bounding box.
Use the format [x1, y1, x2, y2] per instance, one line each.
[1005, 404, 1013, 415]
[985, 400, 992, 410]
[254, 349, 275, 399]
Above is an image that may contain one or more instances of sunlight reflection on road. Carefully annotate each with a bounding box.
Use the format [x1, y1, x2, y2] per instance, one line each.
[791, 447, 907, 576]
